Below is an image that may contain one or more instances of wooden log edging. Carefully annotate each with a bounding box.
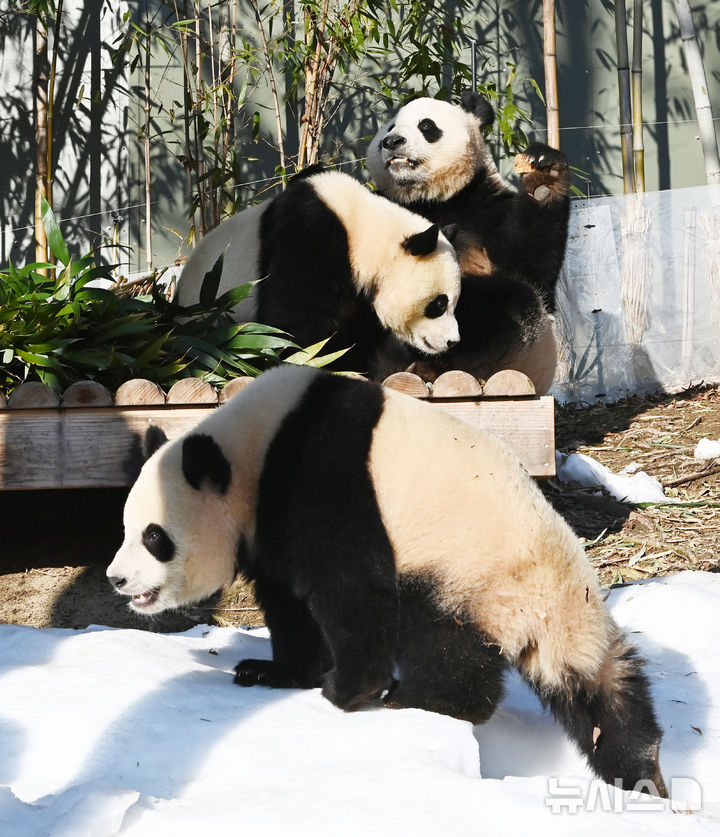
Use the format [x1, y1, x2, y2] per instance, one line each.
[0, 370, 555, 489]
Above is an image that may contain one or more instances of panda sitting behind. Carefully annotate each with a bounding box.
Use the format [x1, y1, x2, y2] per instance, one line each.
[175, 167, 461, 374]
[366, 93, 570, 393]
[108, 365, 666, 796]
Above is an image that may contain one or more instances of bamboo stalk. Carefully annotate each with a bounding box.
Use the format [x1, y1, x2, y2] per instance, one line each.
[207, 2, 218, 226]
[194, 2, 207, 235]
[34, 14, 49, 265]
[672, 0, 720, 185]
[631, 0, 645, 191]
[543, 0, 560, 149]
[221, 0, 237, 215]
[174, 0, 198, 244]
[143, 3, 153, 272]
[47, 0, 63, 213]
[248, 0, 288, 177]
[614, 0, 635, 193]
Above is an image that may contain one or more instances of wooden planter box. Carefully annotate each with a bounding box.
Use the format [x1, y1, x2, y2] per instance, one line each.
[0, 370, 555, 490]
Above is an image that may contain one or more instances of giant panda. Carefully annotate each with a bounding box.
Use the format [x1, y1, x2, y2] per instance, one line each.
[175, 167, 461, 373]
[108, 365, 666, 795]
[366, 93, 571, 393]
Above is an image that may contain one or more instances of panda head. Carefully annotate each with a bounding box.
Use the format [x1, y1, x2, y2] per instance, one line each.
[366, 93, 498, 204]
[371, 223, 461, 354]
[107, 432, 239, 614]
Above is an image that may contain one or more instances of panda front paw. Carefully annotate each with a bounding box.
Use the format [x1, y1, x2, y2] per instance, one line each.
[515, 142, 569, 203]
[234, 658, 296, 688]
[522, 142, 567, 172]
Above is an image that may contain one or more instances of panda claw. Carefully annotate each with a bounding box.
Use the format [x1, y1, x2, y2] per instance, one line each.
[233, 658, 285, 687]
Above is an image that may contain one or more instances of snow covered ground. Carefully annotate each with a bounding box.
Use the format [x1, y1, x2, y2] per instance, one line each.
[1, 571, 718, 836]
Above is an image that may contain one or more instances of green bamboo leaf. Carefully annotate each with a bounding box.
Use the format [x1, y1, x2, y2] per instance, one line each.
[292, 348, 350, 368]
[40, 196, 70, 267]
[199, 253, 225, 307]
[214, 281, 255, 309]
[15, 349, 62, 368]
[133, 331, 172, 367]
[225, 334, 296, 351]
[283, 337, 346, 365]
[62, 348, 115, 368]
[528, 78, 546, 107]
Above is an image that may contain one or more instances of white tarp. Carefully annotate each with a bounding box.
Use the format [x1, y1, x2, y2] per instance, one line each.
[553, 184, 720, 404]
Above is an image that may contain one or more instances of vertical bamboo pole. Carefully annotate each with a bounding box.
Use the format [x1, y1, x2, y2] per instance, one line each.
[614, 0, 635, 193]
[248, 0, 287, 176]
[194, 1, 208, 234]
[631, 0, 645, 191]
[543, 0, 560, 149]
[207, 2, 218, 226]
[672, 0, 720, 184]
[143, 2, 153, 271]
[174, 0, 198, 244]
[221, 0, 237, 215]
[34, 15, 49, 264]
[47, 0, 63, 213]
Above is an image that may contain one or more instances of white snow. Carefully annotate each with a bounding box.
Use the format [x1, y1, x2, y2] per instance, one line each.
[555, 450, 670, 504]
[694, 438, 720, 461]
[1, 571, 719, 835]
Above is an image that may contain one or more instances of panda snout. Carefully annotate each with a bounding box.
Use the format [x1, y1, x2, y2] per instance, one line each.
[382, 133, 406, 152]
[109, 575, 128, 591]
[446, 337, 460, 349]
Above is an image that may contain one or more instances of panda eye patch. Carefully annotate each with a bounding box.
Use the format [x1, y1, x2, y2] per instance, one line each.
[142, 524, 175, 563]
[424, 294, 448, 319]
[418, 118, 442, 143]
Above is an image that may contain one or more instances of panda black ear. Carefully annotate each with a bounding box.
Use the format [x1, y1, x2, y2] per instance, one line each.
[403, 224, 440, 257]
[182, 433, 232, 494]
[289, 163, 325, 184]
[459, 90, 495, 128]
[144, 425, 168, 460]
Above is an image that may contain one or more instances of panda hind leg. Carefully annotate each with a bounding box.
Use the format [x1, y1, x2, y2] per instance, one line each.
[234, 577, 331, 690]
[527, 631, 667, 797]
[385, 574, 508, 724]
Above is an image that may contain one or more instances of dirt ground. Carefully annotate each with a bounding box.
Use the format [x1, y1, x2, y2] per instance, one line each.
[1, 383, 719, 633]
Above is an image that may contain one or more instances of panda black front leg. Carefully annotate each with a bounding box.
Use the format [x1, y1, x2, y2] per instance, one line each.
[235, 577, 331, 691]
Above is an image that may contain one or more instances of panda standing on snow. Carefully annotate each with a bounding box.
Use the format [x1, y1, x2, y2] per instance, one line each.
[366, 92, 571, 393]
[108, 365, 666, 797]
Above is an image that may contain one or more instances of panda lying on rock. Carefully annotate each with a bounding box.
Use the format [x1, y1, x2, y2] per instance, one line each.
[367, 92, 571, 393]
[108, 365, 666, 796]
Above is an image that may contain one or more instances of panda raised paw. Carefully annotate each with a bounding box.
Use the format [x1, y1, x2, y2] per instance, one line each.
[515, 142, 569, 204]
[519, 141, 568, 172]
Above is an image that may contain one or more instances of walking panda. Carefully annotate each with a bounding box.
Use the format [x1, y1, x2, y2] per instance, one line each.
[366, 93, 571, 393]
[107, 365, 666, 795]
[175, 168, 461, 373]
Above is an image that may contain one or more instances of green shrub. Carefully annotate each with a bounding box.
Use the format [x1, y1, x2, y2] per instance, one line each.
[0, 200, 343, 395]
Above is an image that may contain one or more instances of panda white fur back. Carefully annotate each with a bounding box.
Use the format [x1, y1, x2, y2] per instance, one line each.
[108, 365, 666, 795]
[176, 169, 461, 370]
